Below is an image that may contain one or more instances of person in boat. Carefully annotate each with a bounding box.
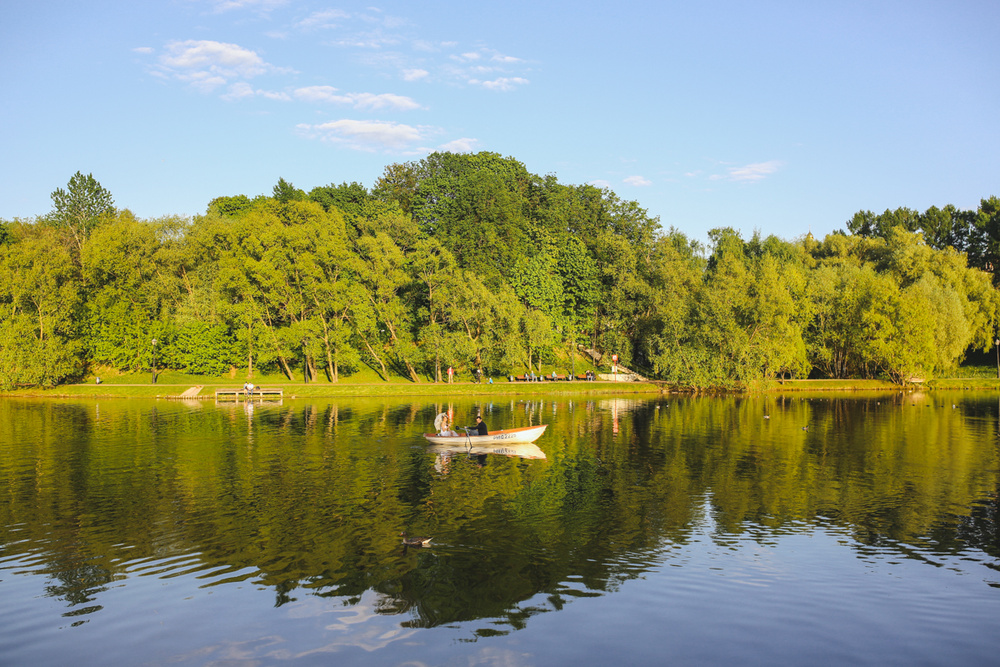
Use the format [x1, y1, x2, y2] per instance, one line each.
[475, 415, 489, 436]
[434, 412, 458, 437]
[438, 416, 459, 437]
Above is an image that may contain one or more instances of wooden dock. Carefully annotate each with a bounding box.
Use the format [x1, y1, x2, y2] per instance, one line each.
[214, 387, 283, 400]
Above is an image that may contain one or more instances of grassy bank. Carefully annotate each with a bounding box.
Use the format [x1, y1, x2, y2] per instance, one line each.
[6, 364, 1000, 399]
[3, 379, 664, 399]
[765, 379, 900, 391]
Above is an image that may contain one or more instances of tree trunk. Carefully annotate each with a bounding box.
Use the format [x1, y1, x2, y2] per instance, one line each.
[324, 342, 335, 382]
[384, 320, 420, 383]
[362, 338, 388, 380]
[247, 319, 254, 379]
[279, 354, 295, 380]
[404, 359, 419, 383]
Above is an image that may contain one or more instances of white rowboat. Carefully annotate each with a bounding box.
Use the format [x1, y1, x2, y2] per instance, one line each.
[423, 424, 547, 446]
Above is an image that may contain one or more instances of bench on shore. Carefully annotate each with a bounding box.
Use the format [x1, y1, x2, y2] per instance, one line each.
[509, 375, 548, 382]
[544, 374, 567, 381]
[215, 387, 283, 400]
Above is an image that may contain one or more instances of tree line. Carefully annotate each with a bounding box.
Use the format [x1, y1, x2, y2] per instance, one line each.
[1, 153, 998, 389]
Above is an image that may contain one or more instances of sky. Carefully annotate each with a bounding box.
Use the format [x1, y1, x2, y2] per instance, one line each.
[1, 0, 998, 245]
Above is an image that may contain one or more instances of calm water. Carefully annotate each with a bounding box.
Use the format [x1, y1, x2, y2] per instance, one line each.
[1, 392, 999, 666]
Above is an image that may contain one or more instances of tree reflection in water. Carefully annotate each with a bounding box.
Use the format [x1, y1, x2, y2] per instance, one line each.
[1, 392, 999, 635]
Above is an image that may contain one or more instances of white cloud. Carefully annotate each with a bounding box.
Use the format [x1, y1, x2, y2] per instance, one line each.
[588, 179, 612, 189]
[133, 46, 153, 54]
[222, 82, 290, 101]
[402, 68, 429, 81]
[184, 71, 229, 93]
[222, 81, 256, 100]
[293, 86, 420, 110]
[332, 35, 401, 49]
[348, 92, 421, 110]
[157, 40, 290, 93]
[297, 119, 426, 151]
[475, 76, 529, 91]
[624, 175, 652, 187]
[438, 137, 479, 153]
[491, 54, 522, 64]
[296, 9, 350, 30]
[209, 0, 288, 13]
[725, 160, 782, 182]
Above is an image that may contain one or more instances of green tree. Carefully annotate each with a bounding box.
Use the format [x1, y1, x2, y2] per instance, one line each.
[354, 232, 420, 382]
[207, 194, 255, 217]
[372, 161, 420, 216]
[81, 212, 183, 371]
[0, 223, 84, 387]
[48, 171, 115, 258]
[272, 177, 306, 204]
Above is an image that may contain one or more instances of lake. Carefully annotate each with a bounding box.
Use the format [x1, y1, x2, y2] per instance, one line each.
[1, 391, 999, 666]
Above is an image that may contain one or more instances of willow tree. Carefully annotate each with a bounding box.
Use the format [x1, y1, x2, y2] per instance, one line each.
[81, 211, 184, 371]
[0, 223, 84, 387]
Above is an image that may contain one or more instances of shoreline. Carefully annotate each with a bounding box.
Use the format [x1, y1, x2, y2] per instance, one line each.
[0, 380, 665, 400]
[4, 376, 1000, 399]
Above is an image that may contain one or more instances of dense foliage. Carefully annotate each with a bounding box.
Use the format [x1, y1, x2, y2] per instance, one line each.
[1, 158, 998, 389]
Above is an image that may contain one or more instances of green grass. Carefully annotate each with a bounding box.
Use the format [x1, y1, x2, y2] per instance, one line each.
[4, 378, 663, 399]
[946, 364, 1000, 379]
[6, 353, 657, 398]
[767, 378, 899, 391]
[11, 355, 1000, 399]
[925, 377, 1000, 389]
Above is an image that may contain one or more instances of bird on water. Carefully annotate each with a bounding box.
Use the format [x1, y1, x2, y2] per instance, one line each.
[400, 532, 432, 547]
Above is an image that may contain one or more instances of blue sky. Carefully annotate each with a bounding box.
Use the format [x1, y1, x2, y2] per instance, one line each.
[2, 0, 997, 244]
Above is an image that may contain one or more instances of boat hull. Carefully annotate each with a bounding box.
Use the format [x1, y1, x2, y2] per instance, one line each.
[423, 424, 547, 446]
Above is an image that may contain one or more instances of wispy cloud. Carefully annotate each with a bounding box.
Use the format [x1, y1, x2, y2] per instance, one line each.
[402, 68, 429, 81]
[473, 76, 529, 91]
[222, 82, 290, 101]
[295, 9, 350, 30]
[297, 119, 427, 151]
[624, 175, 652, 187]
[714, 160, 783, 182]
[156, 40, 289, 92]
[439, 47, 531, 90]
[438, 137, 479, 152]
[293, 86, 421, 110]
[589, 179, 612, 189]
[207, 0, 289, 14]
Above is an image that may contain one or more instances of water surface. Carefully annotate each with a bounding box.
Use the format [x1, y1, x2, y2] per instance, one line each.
[1, 392, 999, 666]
